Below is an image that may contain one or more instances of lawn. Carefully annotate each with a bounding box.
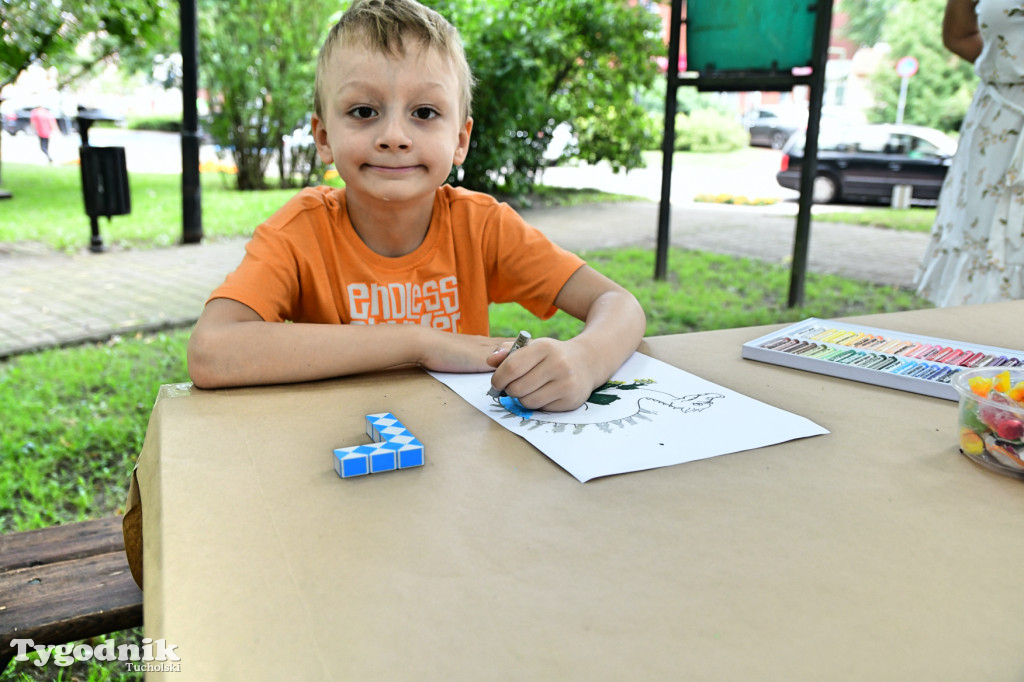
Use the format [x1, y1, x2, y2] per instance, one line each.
[813, 205, 936, 232]
[0, 163, 639, 251]
[0, 160, 932, 680]
[0, 163, 319, 250]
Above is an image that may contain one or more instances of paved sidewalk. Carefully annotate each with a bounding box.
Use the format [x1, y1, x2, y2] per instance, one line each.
[0, 201, 929, 358]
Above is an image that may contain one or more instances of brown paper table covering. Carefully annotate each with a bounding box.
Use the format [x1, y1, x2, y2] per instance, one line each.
[138, 302, 1024, 680]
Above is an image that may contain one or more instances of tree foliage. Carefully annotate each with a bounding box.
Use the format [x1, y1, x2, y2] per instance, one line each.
[836, 0, 897, 48]
[867, 0, 976, 132]
[199, 0, 336, 190]
[434, 0, 664, 198]
[0, 0, 174, 186]
[0, 0, 174, 93]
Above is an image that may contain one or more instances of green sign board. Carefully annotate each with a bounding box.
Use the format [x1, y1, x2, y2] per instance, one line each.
[687, 0, 818, 73]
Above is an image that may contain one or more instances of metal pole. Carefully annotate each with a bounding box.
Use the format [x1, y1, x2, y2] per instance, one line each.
[181, 0, 203, 244]
[786, 0, 833, 308]
[655, 0, 684, 281]
[896, 76, 909, 124]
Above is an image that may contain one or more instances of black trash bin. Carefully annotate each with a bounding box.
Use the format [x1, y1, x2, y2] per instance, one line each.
[76, 109, 130, 252]
[80, 146, 130, 252]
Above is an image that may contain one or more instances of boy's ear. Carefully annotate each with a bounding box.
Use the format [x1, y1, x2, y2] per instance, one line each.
[453, 117, 473, 166]
[311, 113, 335, 165]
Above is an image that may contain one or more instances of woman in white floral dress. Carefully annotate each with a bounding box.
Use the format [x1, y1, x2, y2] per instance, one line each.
[915, 0, 1024, 305]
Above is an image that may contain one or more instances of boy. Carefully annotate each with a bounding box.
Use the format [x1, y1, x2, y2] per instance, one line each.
[187, 0, 646, 412]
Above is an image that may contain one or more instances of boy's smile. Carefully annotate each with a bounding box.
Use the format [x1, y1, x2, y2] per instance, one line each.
[312, 40, 472, 216]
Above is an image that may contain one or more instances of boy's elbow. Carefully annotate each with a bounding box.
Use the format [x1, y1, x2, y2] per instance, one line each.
[186, 330, 226, 389]
[626, 292, 646, 339]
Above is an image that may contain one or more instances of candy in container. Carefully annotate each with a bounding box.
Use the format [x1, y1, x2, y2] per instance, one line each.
[953, 368, 1024, 479]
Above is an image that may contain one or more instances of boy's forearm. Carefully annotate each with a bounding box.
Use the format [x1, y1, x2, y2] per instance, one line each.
[567, 289, 646, 388]
[188, 320, 432, 388]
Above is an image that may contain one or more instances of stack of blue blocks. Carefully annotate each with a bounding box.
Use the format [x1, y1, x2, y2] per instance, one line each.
[333, 413, 425, 478]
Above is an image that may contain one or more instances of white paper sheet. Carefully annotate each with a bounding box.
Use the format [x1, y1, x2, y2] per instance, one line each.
[429, 352, 829, 482]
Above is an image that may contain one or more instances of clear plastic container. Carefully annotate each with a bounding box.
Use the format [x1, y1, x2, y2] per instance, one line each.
[953, 367, 1024, 480]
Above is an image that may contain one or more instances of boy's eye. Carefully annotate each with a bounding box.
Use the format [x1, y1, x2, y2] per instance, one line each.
[412, 107, 439, 120]
[349, 106, 377, 119]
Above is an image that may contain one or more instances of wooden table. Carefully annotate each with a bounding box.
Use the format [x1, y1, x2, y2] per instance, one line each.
[137, 302, 1024, 680]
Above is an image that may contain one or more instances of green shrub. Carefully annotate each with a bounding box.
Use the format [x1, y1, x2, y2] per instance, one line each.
[439, 0, 664, 198]
[126, 115, 182, 132]
[673, 109, 748, 153]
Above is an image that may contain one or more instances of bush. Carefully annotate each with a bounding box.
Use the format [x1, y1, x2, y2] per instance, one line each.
[127, 115, 182, 132]
[672, 109, 748, 153]
[438, 0, 665, 198]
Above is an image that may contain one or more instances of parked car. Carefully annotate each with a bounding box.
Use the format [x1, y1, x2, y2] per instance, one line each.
[2, 107, 34, 135]
[742, 105, 808, 150]
[776, 123, 958, 204]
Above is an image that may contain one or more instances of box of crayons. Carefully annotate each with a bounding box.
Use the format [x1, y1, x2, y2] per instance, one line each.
[741, 318, 1024, 401]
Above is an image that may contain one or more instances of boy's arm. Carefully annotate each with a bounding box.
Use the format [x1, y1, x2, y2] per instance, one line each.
[188, 298, 498, 389]
[487, 265, 646, 412]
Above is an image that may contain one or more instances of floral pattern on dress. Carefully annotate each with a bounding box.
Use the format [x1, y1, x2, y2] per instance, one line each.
[915, 0, 1024, 305]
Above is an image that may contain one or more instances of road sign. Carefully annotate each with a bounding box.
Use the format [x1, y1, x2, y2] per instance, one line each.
[896, 56, 919, 78]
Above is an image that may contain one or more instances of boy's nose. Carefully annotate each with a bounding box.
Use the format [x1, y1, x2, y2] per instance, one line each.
[377, 116, 412, 151]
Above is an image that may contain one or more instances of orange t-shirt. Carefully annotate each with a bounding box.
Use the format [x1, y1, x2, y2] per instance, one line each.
[209, 185, 585, 335]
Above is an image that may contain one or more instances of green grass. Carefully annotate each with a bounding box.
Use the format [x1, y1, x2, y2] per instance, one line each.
[0, 163, 635, 251]
[814, 206, 936, 232]
[0, 331, 189, 533]
[0, 163, 342, 250]
[0, 331, 185, 682]
[490, 247, 926, 340]
[0, 160, 931, 681]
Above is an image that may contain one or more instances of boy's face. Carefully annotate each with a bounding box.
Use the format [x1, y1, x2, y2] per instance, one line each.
[312, 40, 472, 208]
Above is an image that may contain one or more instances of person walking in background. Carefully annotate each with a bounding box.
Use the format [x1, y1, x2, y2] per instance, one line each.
[915, 0, 1024, 306]
[29, 106, 57, 163]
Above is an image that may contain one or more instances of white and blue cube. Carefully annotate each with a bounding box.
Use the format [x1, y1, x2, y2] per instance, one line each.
[334, 446, 372, 478]
[333, 413, 424, 479]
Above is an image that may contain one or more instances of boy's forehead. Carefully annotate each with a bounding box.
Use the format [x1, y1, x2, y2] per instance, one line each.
[326, 40, 459, 85]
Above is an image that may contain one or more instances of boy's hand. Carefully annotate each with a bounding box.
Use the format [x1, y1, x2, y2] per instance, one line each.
[486, 337, 595, 412]
[415, 329, 504, 374]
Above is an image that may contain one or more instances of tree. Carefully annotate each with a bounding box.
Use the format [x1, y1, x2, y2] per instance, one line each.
[836, 0, 897, 47]
[868, 0, 975, 132]
[0, 0, 173, 93]
[199, 0, 335, 190]
[0, 0, 174, 186]
[199, 0, 662, 195]
[435, 0, 664, 198]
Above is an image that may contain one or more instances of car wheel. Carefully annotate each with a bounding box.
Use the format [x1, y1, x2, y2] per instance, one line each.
[812, 174, 838, 204]
[770, 131, 789, 150]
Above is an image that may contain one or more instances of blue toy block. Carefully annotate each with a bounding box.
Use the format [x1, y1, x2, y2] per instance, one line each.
[369, 445, 397, 473]
[334, 447, 370, 478]
[333, 413, 424, 478]
[397, 441, 424, 469]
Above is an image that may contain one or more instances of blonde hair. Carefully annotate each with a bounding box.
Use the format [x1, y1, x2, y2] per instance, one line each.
[314, 0, 474, 122]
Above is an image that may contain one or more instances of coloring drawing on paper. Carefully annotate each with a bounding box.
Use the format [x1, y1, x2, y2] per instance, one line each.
[429, 352, 828, 482]
[492, 379, 725, 435]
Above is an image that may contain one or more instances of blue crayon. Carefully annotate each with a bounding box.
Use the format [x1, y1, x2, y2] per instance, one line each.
[913, 360, 937, 376]
[938, 367, 962, 383]
[887, 359, 913, 373]
[897, 361, 921, 375]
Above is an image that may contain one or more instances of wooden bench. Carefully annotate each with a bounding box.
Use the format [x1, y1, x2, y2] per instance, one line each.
[0, 515, 143, 670]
